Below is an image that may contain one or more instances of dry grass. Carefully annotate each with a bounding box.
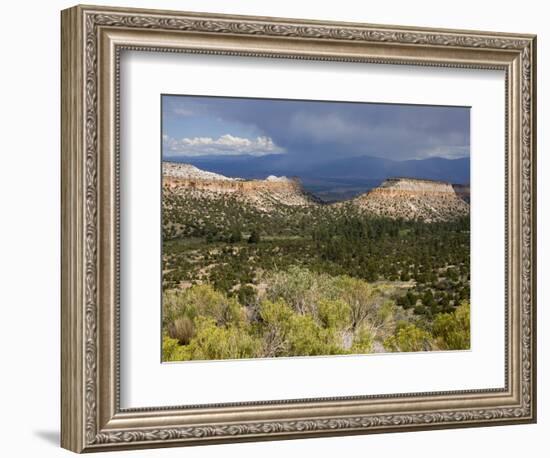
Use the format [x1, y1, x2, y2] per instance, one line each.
[168, 317, 195, 345]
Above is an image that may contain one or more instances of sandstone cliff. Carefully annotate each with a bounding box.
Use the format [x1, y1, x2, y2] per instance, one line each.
[163, 162, 319, 210]
[163, 163, 469, 221]
[349, 177, 469, 222]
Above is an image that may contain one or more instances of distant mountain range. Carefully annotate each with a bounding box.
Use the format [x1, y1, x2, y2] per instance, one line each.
[167, 154, 470, 202]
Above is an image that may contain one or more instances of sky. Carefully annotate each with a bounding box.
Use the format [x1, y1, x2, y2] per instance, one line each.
[162, 95, 470, 162]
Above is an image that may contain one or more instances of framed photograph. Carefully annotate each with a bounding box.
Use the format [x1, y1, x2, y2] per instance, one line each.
[61, 4, 537, 453]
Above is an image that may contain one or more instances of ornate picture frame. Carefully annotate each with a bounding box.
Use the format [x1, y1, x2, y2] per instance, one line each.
[61, 4, 536, 453]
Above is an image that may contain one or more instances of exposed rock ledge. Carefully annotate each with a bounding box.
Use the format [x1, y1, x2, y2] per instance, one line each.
[351, 177, 469, 222]
[163, 162, 236, 181]
[163, 162, 317, 209]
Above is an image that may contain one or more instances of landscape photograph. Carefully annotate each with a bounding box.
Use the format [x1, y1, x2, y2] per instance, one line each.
[161, 95, 471, 362]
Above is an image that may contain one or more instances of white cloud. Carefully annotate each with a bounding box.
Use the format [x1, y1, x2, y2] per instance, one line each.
[163, 134, 285, 157]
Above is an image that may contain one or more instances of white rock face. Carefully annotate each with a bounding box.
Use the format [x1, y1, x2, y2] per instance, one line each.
[163, 163, 318, 211]
[350, 177, 470, 222]
[265, 175, 289, 182]
[162, 162, 237, 181]
[379, 177, 454, 193]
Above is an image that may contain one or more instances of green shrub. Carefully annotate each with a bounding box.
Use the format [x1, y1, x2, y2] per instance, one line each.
[262, 268, 381, 328]
[184, 317, 261, 360]
[259, 299, 344, 357]
[259, 299, 295, 357]
[384, 323, 434, 352]
[350, 324, 375, 354]
[162, 334, 190, 361]
[376, 300, 396, 326]
[331, 276, 379, 329]
[262, 266, 331, 315]
[237, 284, 257, 308]
[432, 301, 470, 350]
[317, 298, 351, 330]
[285, 313, 343, 356]
[163, 284, 244, 327]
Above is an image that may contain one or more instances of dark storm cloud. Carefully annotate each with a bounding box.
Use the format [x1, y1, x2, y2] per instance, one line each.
[162, 95, 470, 161]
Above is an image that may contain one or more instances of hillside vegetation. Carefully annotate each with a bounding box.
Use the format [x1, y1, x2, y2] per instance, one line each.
[162, 169, 470, 361]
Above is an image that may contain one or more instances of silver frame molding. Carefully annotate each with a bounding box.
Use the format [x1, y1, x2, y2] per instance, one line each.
[61, 4, 537, 453]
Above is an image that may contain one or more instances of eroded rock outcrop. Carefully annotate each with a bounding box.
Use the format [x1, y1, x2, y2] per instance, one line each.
[350, 177, 469, 222]
[163, 162, 319, 209]
[163, 163, 469, 221]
